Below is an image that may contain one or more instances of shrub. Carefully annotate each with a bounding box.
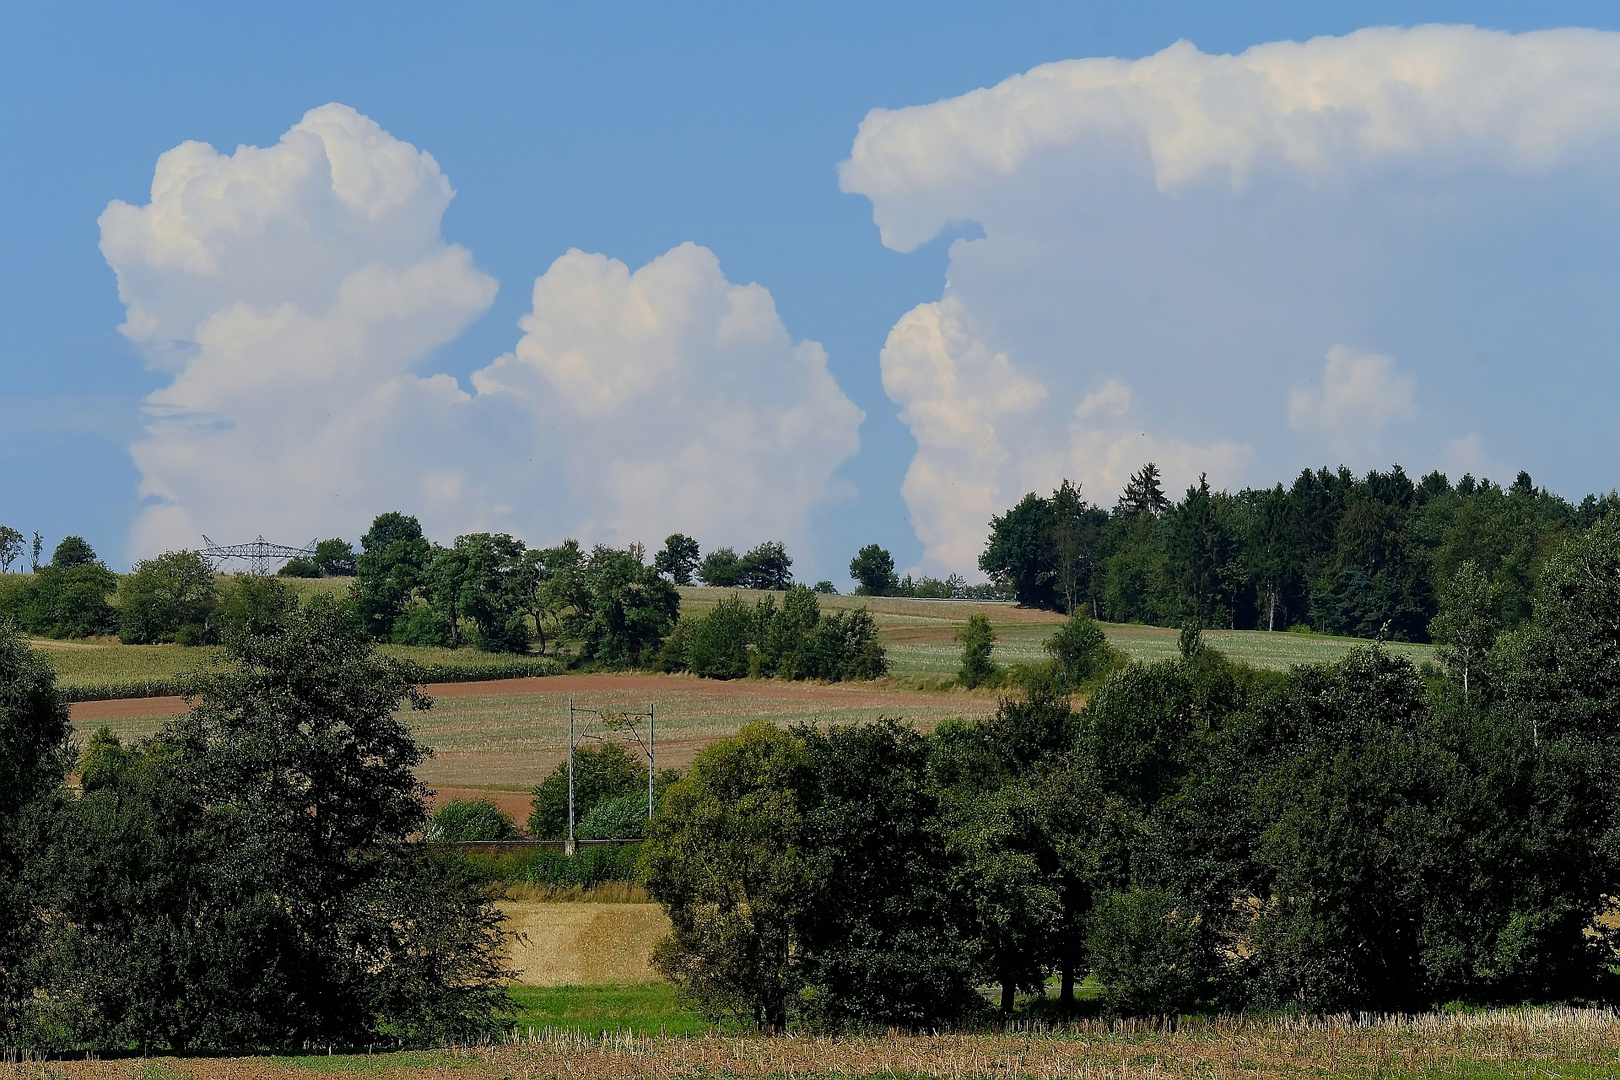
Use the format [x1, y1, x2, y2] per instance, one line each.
[1044, 612, 1115, 689]
[956, 613, 998, 689]
[215, 574, 297, 638]
[1086, 887, 1207, 1016]
[428, 798, 520, 842]
[579, 792, 649, 839]
[528, 742, 653, 840]
[686, 595, 755, 679]
[277, 556, 322, 578]
[119, 550, 219, 644]
[392, 603, 454, 647]
[521, 843, 642, 888]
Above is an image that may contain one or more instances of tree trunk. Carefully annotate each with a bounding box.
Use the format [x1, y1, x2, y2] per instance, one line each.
[1061, 963, 1075, 1012]
[1000, 976, 1016, 1016]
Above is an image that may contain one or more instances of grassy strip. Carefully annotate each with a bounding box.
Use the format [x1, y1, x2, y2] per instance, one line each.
[505, 984, 708, 1038]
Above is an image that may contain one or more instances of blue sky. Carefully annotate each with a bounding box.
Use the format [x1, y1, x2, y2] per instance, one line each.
[5, 2, 1620, 581]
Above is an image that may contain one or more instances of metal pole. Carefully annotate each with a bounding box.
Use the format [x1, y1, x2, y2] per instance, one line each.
[647, 703, 655, 819]
[567, 698, 575, 855]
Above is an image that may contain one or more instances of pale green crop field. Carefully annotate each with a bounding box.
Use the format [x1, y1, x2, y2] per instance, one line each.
[676, 587, 1433, 675]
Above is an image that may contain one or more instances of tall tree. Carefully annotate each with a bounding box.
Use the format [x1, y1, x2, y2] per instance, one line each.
[849, 544, 899, 597]
[653, 534, 702, 585]
[354, 512, 432, 640]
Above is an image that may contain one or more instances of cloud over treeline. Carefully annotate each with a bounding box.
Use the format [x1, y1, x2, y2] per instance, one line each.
[841, 26, 1620, 575]
[103, 106, 862, 560]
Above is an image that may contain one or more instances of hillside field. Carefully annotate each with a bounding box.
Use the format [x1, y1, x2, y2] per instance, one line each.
[63, 589, 1433, 819]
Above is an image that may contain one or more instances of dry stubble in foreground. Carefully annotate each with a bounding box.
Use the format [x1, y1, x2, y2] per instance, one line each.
[8, 1008, 1620, 1080]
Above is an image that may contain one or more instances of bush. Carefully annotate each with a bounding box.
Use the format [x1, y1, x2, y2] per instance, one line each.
[119, 550, 219, 644]
[392, 603, 455, 647]
[529, 742, 658, 840]
[1086, 887, 1206, 1016]
[579, 792, 649, 839]
[686, 595, 755, 679]
[1044, 613, 1115, 689]
[956, 613, 998, 689]
[521, 843, 642, 887]
[277, 556, 322, 578]
[428, 798, 520, 842]
[215, 574, 297, 638]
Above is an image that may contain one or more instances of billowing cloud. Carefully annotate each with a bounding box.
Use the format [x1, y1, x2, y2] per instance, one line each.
[1288, 346, 1417, 462]
[105, 106, 861, 560]
[844, 26, 1620, 574]
[472, 243, 863, 546]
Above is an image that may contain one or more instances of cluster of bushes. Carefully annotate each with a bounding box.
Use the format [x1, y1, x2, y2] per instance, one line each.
[981, 463, 1615, 640]
[657, 585, 887, 682]
[0, 537, 119, 638]
[276, 538, 357, 578]
[642, 519, 1620, 1029]
[0, 602, 511, 1052]
[527, 742, 681, 840]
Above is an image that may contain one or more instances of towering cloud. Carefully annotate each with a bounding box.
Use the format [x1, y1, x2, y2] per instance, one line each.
[843, 26, 1620, 574]
[103, 106, 862, 559]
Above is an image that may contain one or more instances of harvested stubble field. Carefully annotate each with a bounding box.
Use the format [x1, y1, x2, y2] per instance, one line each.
[7, 1008, 1618, 1079]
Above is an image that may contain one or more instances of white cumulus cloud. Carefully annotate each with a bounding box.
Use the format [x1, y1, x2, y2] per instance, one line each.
[843, 25, 1620, 572]
[104, 106, 862, 560]
[472, 243, 863, 547]
[1288, 346, 1417, 461]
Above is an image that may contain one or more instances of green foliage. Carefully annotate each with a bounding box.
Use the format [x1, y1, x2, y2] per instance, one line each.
[1045, 613, 1113, 689]
[579, 792, 649, 839]
[697, 547, 742, 587]
[849, 544, 898, 596]
[527, 741, 663, 840]
[1429, 560, 1500, 694]
[566, 546, 681, 666]
[812, 580, 837, 595]
[277, 556, 322, 578]
[981, 462, 1591, 645]
[737, 541, 793, 590]
[215, 573, 298, 639]
[643, 723, 808, 1029]
[16, 598, 511, 1050]
[680, 588, 886, 683]
[956, 613, 998, 688]
[653, 534, 701, 585]
[0, 538, 119, 639]
[118, 550, 218, 644]
[312, 539, 356, 577]
[1086, 887, 1205, 1015]
[428, 532, 530, 652]
[427, 798, 519, 842]
[519, 843, 642, 887]
[685, 595, 755, 679]
[354, 512, 433, 640]
[0, 525, 25, 574]
[0, 624, 72, 1041]
[795, 719, 980, 1030]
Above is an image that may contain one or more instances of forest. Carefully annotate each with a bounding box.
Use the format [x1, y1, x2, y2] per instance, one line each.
[979, 463, 1615, 641]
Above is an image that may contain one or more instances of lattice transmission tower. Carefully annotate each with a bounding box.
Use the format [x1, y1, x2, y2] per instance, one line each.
[200, 535, 318, 576]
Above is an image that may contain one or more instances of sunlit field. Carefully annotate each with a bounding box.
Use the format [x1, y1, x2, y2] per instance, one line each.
[8, 1007, 1617, 1079]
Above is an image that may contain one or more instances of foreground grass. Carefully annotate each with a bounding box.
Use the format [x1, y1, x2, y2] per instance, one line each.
[505, 983, 708, 1037]
[9, 1007, 1619, 1079]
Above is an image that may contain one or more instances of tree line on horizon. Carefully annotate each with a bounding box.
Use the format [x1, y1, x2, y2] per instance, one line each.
[976, 461, 1617, 642]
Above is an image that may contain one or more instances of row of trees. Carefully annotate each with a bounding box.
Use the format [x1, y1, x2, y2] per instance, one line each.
[350, 513, 679, 662]
[642, 519, 1620, 1027]
[658, 585, 888, 682]
[980, 463, 1612, 640]
[0, 603, 510, 1051]
[848, 544, 1010, 600]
